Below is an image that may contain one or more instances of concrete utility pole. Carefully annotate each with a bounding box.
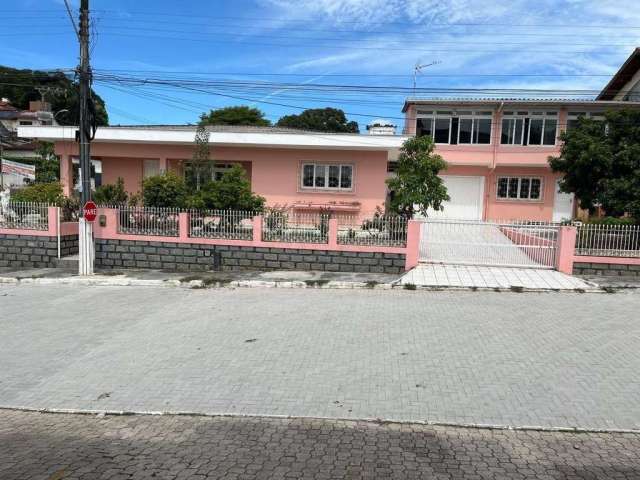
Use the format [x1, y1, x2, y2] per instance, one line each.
[78, 0, 94, 275]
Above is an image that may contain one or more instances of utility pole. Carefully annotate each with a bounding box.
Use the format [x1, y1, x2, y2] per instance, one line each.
[77, 0, 94, 275]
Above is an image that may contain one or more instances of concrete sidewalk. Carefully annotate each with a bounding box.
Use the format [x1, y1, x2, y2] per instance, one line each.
[0, 267, 399, 290]
[0, 265, 610, 292]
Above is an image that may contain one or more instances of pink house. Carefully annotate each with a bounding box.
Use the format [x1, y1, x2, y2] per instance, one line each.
[17, 98, 640, 222]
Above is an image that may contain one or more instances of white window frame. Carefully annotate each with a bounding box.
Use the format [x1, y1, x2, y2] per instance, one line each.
[566, 111, 606, 131]
[300, 163, 354, 191]
[501, 111, 558, 147]
[416, 110, 492, 145]
[496, 176, 543, 201]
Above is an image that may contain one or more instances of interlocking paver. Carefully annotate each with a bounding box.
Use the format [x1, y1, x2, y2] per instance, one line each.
[1, 285, 639, 430]
[1, 410, 640, 480]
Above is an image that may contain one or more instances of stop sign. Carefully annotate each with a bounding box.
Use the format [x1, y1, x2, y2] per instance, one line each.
[83, 201, 97, 222]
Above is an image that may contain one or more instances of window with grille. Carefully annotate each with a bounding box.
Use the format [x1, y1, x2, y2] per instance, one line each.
[497, 177, 542, 200]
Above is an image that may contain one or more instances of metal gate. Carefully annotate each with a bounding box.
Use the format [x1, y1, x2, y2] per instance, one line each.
[419, 219, 560, 269]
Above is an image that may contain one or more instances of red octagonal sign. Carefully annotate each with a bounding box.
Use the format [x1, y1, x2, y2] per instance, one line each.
[83, 201, 97, 222]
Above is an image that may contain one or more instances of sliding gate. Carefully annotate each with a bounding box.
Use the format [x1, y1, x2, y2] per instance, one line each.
[419, 219, 560, 269]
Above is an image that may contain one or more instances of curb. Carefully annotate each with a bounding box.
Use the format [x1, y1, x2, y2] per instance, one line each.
[1, 405, 638, 435]
[0, 274, 613, 293]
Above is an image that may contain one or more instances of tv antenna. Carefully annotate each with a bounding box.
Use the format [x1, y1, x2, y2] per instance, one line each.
[413, 61, 442, 95]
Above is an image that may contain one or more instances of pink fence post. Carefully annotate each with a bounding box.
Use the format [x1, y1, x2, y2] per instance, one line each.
[556, 225, 577, 274]
[47, 206, 58, 236]
[252, 215, 263, 244]
[93, 208, 118, 238]
[328, 218, 339, 249]
[179, 212, 189, 240]
[404, 220, 421, 271]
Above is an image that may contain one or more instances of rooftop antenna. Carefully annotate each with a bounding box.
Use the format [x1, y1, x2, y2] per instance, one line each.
[413, 60, 442, 96]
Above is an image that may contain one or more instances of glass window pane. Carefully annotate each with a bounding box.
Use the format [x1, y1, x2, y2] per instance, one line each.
[459, 119, 473, 144]
[501, 119, 512, 144]
[340, 165, 353, 189]
[302, 164, 314, 187]
[514, 119, 524, 145]
[315, 165, 326, 188]
[567, 119, 579, 131]
[529, 119, 543, 145]
[434, 118, 450, 143]
[530, 179, 541, 199]
[143, 159, 160, 179]
[416, 118, 433, 137]
[328, 165, 340, 188]
[508, 178, 519, 198]
[543, 119, 557, 145]
[519, 178, 530, 199]
[497, 178, 508, 198]
[475, 119, 491, 144]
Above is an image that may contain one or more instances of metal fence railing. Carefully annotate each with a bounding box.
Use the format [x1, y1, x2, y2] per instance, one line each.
[0, 202, 50, 231]
[337, 214, 408, 247]
[118, 206, 181, 237]
[262, 211, 329, 244]
[189, 210, 255, 240]
[575, 223, 640, 257]
[419, 219, 559, 269]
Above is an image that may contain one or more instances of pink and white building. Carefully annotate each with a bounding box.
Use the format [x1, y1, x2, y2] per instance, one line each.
[17, 97, 639, 223]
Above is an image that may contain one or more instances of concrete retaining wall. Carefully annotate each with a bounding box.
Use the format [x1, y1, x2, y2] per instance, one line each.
[573, 261, 640, 277]
[0, 234, 78, 268]
[95, 239, 406, 274]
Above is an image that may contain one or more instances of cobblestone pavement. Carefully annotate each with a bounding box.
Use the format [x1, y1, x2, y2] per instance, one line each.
[1, 285, 640, 430]
[2, 410, 640, 480]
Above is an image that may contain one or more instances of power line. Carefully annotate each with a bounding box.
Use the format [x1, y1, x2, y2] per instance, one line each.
[62, 0, 80, 39]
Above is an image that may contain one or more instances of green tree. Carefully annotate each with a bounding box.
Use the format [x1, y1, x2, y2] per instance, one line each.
[186, 165, 265, 211]
[142, 173, 187, 208]
[276, 108, 359, 133]
[199, 106, 271, 126]
[549, 109, 640, 220]
[93, 177, 128, 205]
[33, 142, 59, 183]
[0, 65, 108, 126]
[188, 124, 212, 191]
[386, 136, 449, 217]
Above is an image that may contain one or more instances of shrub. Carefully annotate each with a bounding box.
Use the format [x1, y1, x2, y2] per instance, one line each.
[186, 165, 265, 211]
[585, 216, 637, 226]
[142, 172, 187, 208]
[93, 177, 128, 205]
[11, 182, 63, 204]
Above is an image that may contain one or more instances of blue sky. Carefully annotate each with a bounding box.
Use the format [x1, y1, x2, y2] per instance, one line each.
[4, 0, 640, 130]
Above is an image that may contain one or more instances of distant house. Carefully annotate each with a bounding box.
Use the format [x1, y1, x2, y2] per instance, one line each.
[597, 48, 640, 102]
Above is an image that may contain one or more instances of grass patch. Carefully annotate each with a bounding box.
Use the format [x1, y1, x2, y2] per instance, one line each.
[99, 270, 124, 276]
[180, 274, 203, 283]
[601, 286, 618, 294]
[365, 281, 378, 289]
[403, 283, 417, 291]
[509, 286, 524, 293]
[305, 279, 330, 288]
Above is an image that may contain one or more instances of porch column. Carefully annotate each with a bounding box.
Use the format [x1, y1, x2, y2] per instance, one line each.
[60, 154, 73, 196]
[159, 157, 168, 173]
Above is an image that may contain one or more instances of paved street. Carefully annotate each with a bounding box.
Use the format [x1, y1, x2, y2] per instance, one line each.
[2, 284, 639, 430]
[2, 409, 640, 480]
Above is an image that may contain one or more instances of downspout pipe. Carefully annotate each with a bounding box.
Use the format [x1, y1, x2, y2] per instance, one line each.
[484, 102, 503, 220]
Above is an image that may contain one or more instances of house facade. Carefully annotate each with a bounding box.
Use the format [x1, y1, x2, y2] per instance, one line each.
[402, 99, 640, 221]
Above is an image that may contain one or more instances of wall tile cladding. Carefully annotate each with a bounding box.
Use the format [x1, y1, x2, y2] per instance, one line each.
[95, 239, 405, 274]
[0, 234, 78, 268]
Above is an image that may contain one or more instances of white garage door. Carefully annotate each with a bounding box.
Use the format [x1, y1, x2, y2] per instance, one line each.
[426, 175, 485, 220]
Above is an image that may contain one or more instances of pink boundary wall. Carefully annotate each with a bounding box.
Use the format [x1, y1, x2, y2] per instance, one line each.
[0, 207, 78, 238]
[94, 208, 421, 271]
